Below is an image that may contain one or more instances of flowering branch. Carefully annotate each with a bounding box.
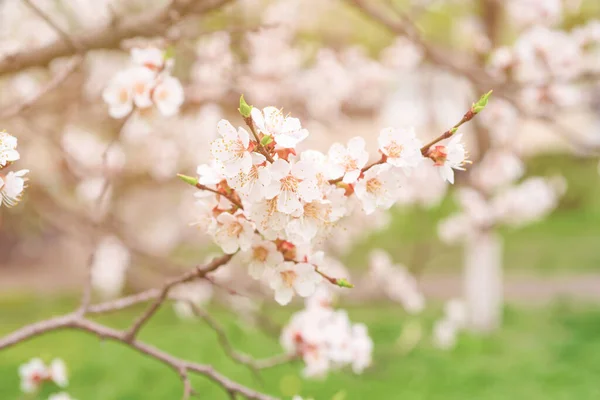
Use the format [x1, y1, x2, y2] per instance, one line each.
[178, 174, 245, 209]
[420, 91, 492, 154]
[246, 118, 276, 163]
[328, 91, 491, 185]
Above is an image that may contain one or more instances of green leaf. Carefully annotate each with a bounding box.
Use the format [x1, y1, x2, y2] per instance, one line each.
[239, 95, 253, 118]
[177, 173, 198, 186]
[472, 90, 493, 113]
[336, 278, 354, 289]
[164, 46, 176, 60]
[260, 135, 273, 146]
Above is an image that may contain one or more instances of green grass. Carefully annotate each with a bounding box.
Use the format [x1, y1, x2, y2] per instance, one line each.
[2, 297, 600, 399]
[344, 154, 600, 276]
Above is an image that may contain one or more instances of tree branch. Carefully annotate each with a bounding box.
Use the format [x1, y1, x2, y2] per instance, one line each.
[0, 55, 83, 119]
[123, 254, 233, 341]
[22, 0, 83, 52]
[182, 300, 296, 376]
[344, 0, 490, 86]
[0, 0, 234, 76]
[0, 315, 278, 400]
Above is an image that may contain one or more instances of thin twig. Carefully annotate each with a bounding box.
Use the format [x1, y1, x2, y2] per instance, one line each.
[77, 139, 119, 316]
[0, 56, 83, 119]
[123, 254, 233, 341]
[179, 367, 194, 400]
[0, 0, 235, 76]
[327, 106, 480, 185]
[196, 183, 244, 209]
[344, 0, 490, 86]
[244, 117, 275, 163]
[22, 0, 83, 52]
[181, 301, 296, 376]
[419, 109, 476, 154]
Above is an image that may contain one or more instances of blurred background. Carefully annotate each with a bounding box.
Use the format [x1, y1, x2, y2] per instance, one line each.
[1, 0, 600, 398]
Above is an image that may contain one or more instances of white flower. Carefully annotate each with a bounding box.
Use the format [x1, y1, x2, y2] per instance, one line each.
[211, 120, 253, 178]
[48, 392, 76, 400]
[227, 153, 270, 202]
[428, 134, 468, 184]
[299, 150, 330, 191]
[286, 199, 333, 243]
[281, 300, 373, 377]
[492, 177, 560, 227]
[354, 164, 401, 215]
[19, 358, 48, 393]
[196, 161, 225, 186]
[247, 197, 288, 240]
[378, 127, 424, 172]
[327, 137, 369, 183]
[131, 47, 165, 71]
[324, 186, 349, 222]
[0, 131, 20, 166]
[303, 345, 331, 377]
[102, 69, 134, 118]
[513, 27, 582, 83]
[49, 359, 68, 387]
[433, 319, 457, 350]
[152, 75, 184, 117]
[507, 0, 562, 28]
[250, 106, 309, 149]
[213, 211, 255, 254]
[445, 299, 468, 328]
[268, 261, 321, 305]
[91, 236, 131, 299]
[349, 323, 373, 373]
[130, 66, 157, 108]
[264, 159, 322, 214]
[243, 237, 283, 279]
[0, 169, 28, 208]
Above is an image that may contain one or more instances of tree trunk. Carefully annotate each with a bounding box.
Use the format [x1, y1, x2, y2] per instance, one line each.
[463, 230, 503, 333]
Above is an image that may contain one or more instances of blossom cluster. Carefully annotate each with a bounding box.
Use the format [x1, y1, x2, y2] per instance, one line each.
[188, 97, 474, 305]
[368, 249, 425, 314]
[19, 358, 74, 399]
[103, 47, 184, 118]
[488, 19, 600, 112]
[0, 131, 28, 208]
[438, 176, 564, 245]
[280, 287, 373, 377]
